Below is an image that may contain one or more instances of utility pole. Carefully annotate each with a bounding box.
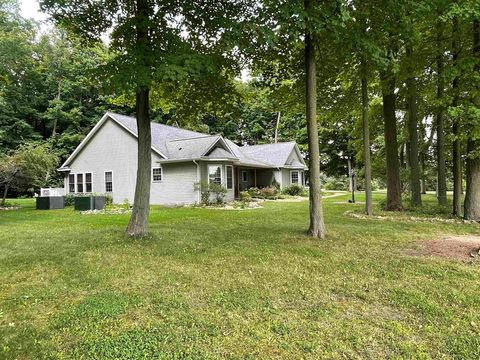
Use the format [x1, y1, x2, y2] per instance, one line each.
[274, 112, 281, 143]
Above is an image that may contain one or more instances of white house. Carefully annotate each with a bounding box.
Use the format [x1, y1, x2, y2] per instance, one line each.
[58, 112, 307, 205]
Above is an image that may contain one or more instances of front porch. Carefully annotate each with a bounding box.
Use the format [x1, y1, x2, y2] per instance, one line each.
[234, 166, 277, 198]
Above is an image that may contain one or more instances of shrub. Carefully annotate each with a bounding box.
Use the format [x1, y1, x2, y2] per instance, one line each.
[245, 186, 278, 199]
[64, 193, 75, 206]
[194, 181, 211, 206]
[193, 181, 227, 206]
[65, 193, 112, 207]
[271, 178, 280, 190]
[247, 187, 258, 198]
[323, 176, 349, 191]
[122, 198, 131, 210]
[282, 184, 305, 196]
[239, 191, 252, 203]
[209, 183, 227, 205]
[257, 186, 278, 199]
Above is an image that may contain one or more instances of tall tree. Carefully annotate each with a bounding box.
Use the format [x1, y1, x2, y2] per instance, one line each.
[436, 21, 448, 205]
[406, 43, 422, 206]
[361, 72, 373, 215]
[381, 67, 403, 211]
[451, 15, 462, 217]
[464, 19, 480, 221]
[304, 0, 326, 238]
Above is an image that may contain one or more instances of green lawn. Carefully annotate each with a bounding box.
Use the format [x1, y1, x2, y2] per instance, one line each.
[1, 194, 479, 359]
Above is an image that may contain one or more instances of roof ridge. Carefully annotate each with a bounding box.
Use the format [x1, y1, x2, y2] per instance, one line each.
[107, 111, 207, 137]
[168, 134, 219, 142]
[243, 141, 295, 147]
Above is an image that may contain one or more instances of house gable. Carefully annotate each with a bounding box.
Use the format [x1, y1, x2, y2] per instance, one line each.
[59, 113, 165, 170]
[284, 144, 307, 169]
[203, 137, 237, 159]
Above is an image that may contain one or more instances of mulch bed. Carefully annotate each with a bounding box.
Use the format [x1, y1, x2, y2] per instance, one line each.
[408, 235, 480, 262]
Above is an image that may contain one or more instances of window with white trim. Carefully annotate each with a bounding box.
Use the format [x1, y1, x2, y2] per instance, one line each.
[152, 167, 163, 182]
[105, 171, 113, 192]
[68, 174, 75, 193]
[77, 173, 84, 193]
[208, 165, 222, 185]
[85, 173, 92, 192]
[241, 170, 248, 182]
[226, 165, 233, 189]
[290, 170, 299, 184]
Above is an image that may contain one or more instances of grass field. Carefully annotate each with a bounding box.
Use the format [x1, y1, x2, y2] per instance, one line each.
[1, 193, 479, 359]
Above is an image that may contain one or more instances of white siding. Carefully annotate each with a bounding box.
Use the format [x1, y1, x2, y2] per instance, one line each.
[281, 168, 291, 187]
[151, 161, 198, 205]
[65, 118, 198, 205]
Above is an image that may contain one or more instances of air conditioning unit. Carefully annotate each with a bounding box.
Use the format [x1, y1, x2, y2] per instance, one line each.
[40, 188, 66, 197]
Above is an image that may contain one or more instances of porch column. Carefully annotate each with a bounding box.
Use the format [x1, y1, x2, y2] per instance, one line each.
[254, 169, 257, 188]
[237, 167, 240, 195]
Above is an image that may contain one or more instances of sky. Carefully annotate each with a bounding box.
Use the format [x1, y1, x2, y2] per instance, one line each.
[20, 0, 47, 21]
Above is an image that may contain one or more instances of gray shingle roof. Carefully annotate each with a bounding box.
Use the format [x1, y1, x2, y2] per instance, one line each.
[166, 135, 222, 160]
[107, 112, 302, 168]
[240, 142, 300, 168]
[109, 112, 205, 157]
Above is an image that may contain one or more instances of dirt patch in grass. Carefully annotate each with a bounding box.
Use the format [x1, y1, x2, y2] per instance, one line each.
[409, 235, 480, 262]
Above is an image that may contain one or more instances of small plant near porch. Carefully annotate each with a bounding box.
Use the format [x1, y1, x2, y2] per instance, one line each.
[194, 181, 227, 206]
[247, 186, 280, 200]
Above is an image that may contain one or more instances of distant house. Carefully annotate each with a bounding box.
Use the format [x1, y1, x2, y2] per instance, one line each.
[58, 112, 307, 205]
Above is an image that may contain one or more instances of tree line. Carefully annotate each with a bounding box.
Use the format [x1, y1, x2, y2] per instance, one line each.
[1, 0, 479, 236]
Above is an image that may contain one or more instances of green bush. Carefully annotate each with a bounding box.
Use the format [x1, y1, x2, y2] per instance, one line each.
[193, 181, 227, 206]
[323, 176, 349, 191]
[257, 186, 278, 199]
[271, 178, 280, 190]
[65, 193, 113, 207]
[209, 183, 227, 205]
[239, 191, 252, 203]
[245, 186, 278, 199]
[64, 193, 75, 206]
[282, 184, 305, 196]
[247, 187, 258, 198]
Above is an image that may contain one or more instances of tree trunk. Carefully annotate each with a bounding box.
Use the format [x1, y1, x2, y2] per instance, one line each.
[452, 16, 462, 217]
[361, 76, 373, 215]
[305, 0, 326, 238]
[126, 0, 152, 237]
[406, 45, 422, 207]
[464, 19, 480, 221]
[126, 87, 152, 236]
[420, 153, 426, 194]
[436, 26, 447, 205]
[381, 72, 403, 211]
[1, 184, 9, 207]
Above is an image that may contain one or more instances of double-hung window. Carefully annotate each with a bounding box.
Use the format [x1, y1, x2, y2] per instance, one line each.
[77, 173, 84, 193]
[152, 167, 162, 182]
[85, 173, 92, 193]
[105, 171, 113, 193]
[290, 170, 299, 184]
[68, 174, 75, 193]
[208, 165, 222, 185]
[226, 165, 233, 189]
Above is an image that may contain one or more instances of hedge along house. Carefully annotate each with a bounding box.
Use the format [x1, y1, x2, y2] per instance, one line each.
[58, 112, 307, 205]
